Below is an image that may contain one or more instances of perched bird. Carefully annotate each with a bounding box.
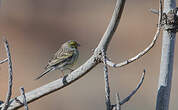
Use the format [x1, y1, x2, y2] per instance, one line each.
[35, 40, 80, 80]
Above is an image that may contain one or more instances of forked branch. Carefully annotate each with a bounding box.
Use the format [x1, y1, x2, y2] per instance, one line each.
[20, 87, 29, 110]
[0, 0, 161, 109]
[0, 0, 126, 109]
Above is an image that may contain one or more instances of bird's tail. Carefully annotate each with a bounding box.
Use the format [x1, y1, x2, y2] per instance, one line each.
[34, 67, 55, 80]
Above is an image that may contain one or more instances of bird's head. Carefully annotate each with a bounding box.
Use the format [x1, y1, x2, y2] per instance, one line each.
[64, 40, 80, 49]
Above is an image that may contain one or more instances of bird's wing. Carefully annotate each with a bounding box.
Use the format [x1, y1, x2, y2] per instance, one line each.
[46, 50, 74, 68]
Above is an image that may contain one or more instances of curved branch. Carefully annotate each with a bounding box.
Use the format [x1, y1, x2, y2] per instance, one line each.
[0, 0, 126, 109]
[2, 38, 13, 110]
[120, 70, 145, 105]
[95, 0, 125, 52]
[112, 70, 146, 109]
[106, 3, 163, 68]
[106, 27, 160, 67]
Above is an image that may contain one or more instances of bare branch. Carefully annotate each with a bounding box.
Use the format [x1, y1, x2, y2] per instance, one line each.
[112, 70, 145, 108]
[14, 98, 23, 105]
[156, 0, 176, 109]
[149, 8, 159, 15]
[106, 2, 163, 68]
[120, 70, 145, 105]
[20, 87, 29, 110]
[0, 0, 126, 109]
[0, 58, 8, 64]
[2, 38, 13, 110]
[102, 49, 111, 110]
[116, 93, 121, 110]
[95, 0, 125, 52]
[106, 27, 160, 67]
[0, 56, 98, 109]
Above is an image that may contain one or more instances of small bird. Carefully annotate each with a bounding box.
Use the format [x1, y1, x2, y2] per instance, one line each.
[35, 40, 80, 80]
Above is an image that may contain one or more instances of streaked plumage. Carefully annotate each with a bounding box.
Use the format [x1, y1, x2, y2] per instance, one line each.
[35, 40, 80, 80]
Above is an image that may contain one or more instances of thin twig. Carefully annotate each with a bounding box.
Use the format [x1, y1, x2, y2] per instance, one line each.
[102, 49, 111, 110]
[112, 70, 146, 109]
[120, 70, 145, 105]
[20, 87, 29, 110]
[149, 8, 159, 15]
[116, 93, 121, 110]
[106, 27, 160, 67]
[0, 58, 8, 64]
[14, 97, 23, 105]
[2, 38, 13, 110]
[106, 2, 163, 68]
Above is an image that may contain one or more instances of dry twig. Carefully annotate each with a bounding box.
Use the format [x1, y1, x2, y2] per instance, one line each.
[115, 93, 121, 110]
[112, 70, 146, 109]
[2, 38, 13, 110]
[102, 49, 111, 110]
[149, 8, 159, 14]
[20, 87, 29, 110]
[0, 58, 8, 64]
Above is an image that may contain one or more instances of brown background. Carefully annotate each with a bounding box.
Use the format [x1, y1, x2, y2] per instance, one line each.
[0, 0, 178, 110]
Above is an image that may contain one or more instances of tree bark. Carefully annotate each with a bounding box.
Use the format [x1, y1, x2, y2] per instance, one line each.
[156, 0, 176, 110]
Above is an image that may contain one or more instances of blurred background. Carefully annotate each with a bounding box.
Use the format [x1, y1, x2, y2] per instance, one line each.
[0, 0, 177, 109]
